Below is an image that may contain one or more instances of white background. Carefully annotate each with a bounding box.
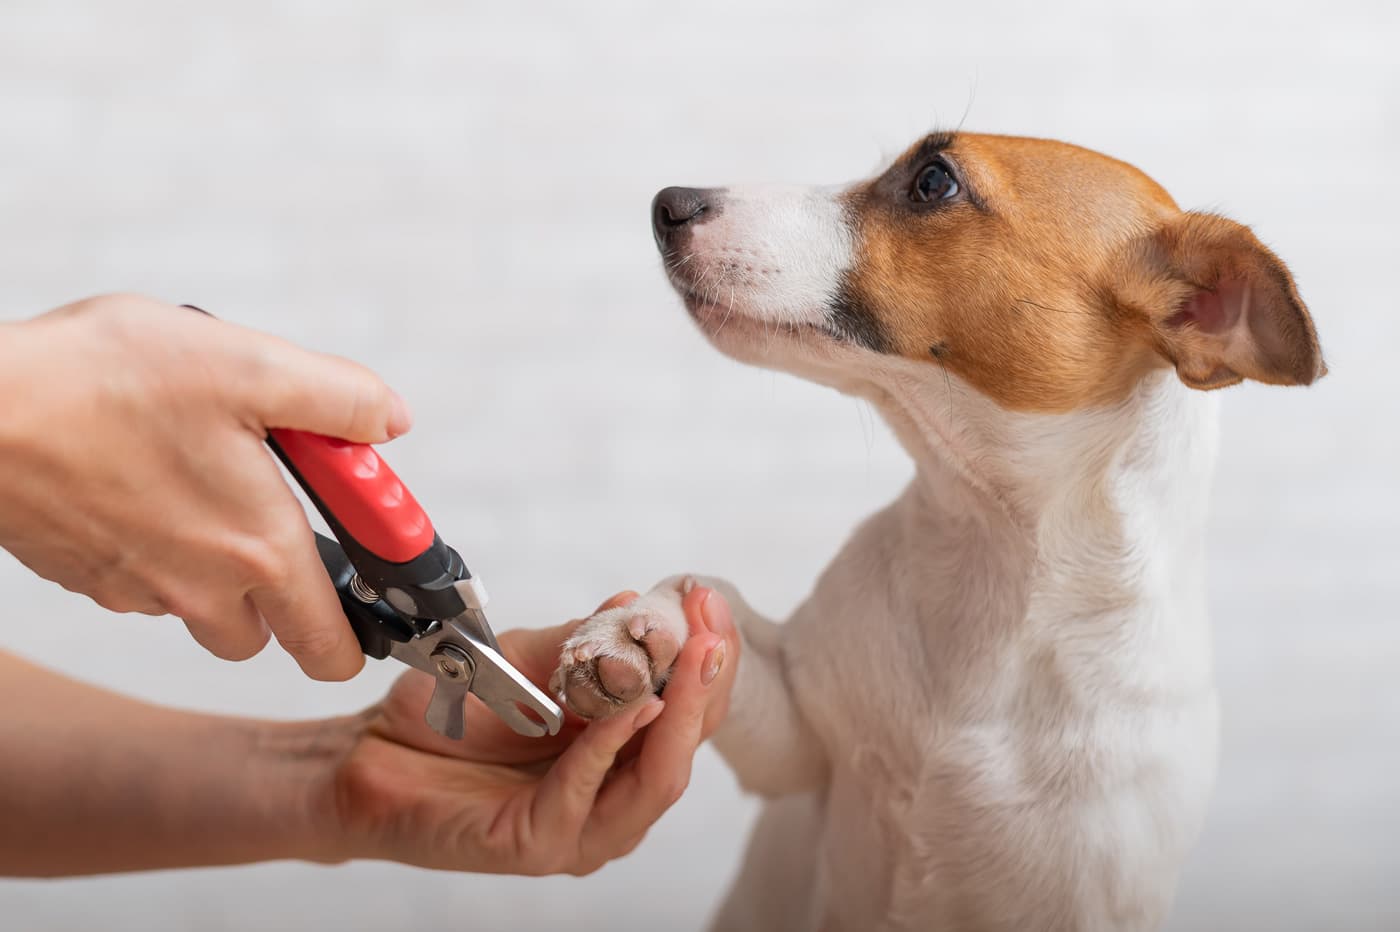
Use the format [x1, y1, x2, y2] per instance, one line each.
[0, 1, 1396, 929]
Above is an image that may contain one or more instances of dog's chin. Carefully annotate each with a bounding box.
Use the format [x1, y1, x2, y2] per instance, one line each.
[677, 292, 838, 364]
[674, 290, 877, 395]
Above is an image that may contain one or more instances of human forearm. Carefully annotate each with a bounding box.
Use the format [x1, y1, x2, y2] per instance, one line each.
[0, 600, 737, 879]
[0, 650, 355, 876]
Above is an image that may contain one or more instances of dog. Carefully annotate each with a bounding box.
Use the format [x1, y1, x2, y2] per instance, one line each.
[549, 131, 1324, 931]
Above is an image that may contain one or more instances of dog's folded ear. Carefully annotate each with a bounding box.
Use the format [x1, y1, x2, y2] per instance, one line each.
[1114, 212, 1325, 390]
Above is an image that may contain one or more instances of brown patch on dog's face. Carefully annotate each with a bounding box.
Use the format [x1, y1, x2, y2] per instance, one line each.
[652, 130, 1323, 407]
[842, 133, 1190, 412]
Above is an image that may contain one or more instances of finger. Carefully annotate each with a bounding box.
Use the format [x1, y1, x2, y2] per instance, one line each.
[531, 698, 665, 843]
[82, 581, 167, 617]
[243, 334, 412, 442]
[500, 622, 587, 686]
[181, 594, 272, 662]
[498, 592, 642, 685]
[582, 631, 719, 855]
[594, 591, 640, 614]
[250, 525, 366, 681]
[684, 584, 735, 639]
[683, 587, 737, 737]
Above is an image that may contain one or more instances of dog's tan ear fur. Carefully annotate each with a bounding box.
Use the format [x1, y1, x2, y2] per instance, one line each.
[1114, 212, 1325, 390]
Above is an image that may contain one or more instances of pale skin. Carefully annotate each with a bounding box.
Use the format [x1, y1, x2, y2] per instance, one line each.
[0, 293, 414, 680]
[0, 294, 739, 876]
[0, 588, 737, 876]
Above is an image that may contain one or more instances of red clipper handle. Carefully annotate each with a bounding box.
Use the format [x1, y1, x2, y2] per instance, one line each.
[269, 429, 435, 564]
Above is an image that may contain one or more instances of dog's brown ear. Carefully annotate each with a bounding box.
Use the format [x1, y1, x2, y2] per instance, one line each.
[1116, 212, 1324, 390]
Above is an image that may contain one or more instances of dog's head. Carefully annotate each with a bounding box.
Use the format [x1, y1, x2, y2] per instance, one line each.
[652, 132, 1323, 414]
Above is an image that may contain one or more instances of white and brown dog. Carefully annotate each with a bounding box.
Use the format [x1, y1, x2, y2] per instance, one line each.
[550, 131, 1324, 931]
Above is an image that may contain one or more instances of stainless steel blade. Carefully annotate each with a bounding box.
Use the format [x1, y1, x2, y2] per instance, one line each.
[425, 678, 471, 740]
[385, 611, 562, 739]
[448, 625, 563, 737]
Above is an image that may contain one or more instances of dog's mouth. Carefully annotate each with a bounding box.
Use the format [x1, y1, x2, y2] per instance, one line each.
[665, 268, 839, 345]
[652, 182, 873, 353]
[681, 289, 831, 343]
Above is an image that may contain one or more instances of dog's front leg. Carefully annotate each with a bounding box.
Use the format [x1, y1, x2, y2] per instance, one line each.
[551, 575, 828, 797]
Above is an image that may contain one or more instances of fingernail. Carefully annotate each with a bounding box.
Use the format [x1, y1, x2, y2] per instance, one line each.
[701, 590, 732, 635]
[632, 699, 664, 730]
[702, 640, 726, 686]
[387, 392, 414, 438]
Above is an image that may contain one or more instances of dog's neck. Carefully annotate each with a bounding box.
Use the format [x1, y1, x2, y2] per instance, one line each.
[868, 362, 1213, 525]
[863, 361, 1220, 682]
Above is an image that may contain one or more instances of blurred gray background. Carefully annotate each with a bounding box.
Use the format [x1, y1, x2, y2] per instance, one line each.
[0, 1, 1396, 929]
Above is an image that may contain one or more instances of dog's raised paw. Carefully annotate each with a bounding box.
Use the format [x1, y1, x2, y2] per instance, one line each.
[550, 586, 689, 719]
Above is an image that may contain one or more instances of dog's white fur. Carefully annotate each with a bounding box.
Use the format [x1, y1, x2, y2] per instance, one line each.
[560, 183, 1222, 930]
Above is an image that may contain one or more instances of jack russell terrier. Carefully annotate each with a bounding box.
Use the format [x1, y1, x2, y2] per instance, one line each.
[550, 130, 1324, 931]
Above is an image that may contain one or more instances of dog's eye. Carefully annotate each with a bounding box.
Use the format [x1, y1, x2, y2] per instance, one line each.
[912, 160, 959, 203]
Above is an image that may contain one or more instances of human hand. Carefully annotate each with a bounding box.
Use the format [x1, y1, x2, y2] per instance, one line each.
[318, 588, 738, 874]
[553, 576, 738, 733]
[0, 293, 410, 679]
[0, 589, 737, 877]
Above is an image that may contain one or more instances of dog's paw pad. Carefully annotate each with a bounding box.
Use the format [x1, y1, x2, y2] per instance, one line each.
[552, 602, 684, 719]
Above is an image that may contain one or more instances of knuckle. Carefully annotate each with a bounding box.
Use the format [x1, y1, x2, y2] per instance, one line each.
[249, 561, 289, 593]
[532, 852, 570, 877]
[567, 856, 607, 877]
[241, 342, 280, 390]
[275, 624, 349, 669]
[85, 564, 167, 616]
[615, 832, 648, 858]
[226, 620, 272, 660]
[74, 293, 158, 338]
[159, 589, 204, 623]
[180, 612, 266, 661]
[204, 633, 262, 662]
[89, 585, 159, 616]
[659, 775, 689, 808]
[251, 547, 293, 590]
[73, 291, 144, 317]
[217, 637, 267, 662]
[228, 337, 293, 413]
[231, 535, 294, 590]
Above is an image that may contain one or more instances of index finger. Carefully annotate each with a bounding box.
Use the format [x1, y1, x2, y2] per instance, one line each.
[528, 698, 665, 849]
[246, 333, 412, 443]
[579, 628, 720, 858]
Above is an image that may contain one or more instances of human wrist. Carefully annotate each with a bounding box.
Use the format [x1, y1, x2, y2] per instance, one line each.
[0, 649, 376, 876]
[242, 713, 370, 866]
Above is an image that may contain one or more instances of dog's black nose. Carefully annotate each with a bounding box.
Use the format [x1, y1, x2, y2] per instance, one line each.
[651, 186, 711, 248]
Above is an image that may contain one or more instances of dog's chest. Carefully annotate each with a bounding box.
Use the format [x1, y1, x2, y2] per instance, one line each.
[770, 497, 1219, 926]
[779, 500, 1036, 758]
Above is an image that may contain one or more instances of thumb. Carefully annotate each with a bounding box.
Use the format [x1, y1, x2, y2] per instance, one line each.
[249, 338, 413, 442]
[531, 698, 665, 842]
[500, 593, 642, 685]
